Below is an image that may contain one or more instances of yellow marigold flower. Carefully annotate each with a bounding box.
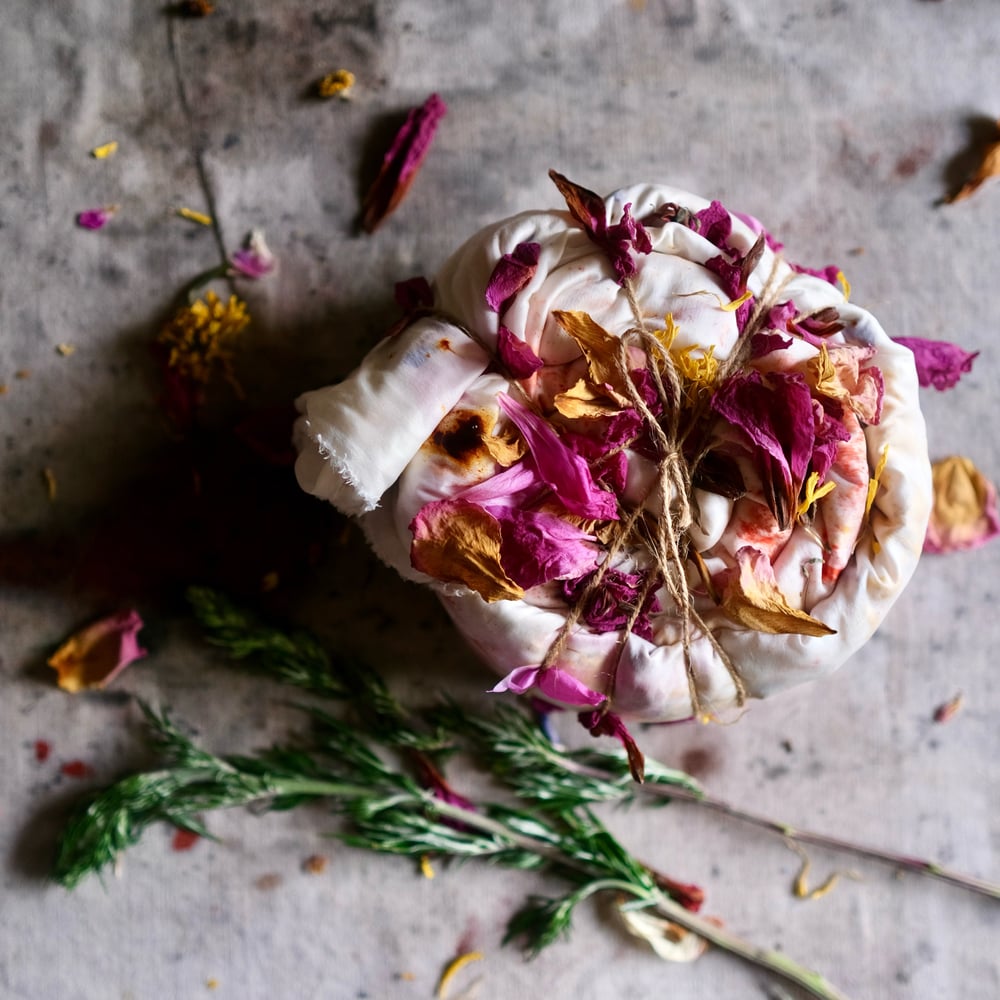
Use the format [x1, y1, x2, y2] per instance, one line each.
[676, 343, 718, 393]
[156, 291, 250, 385]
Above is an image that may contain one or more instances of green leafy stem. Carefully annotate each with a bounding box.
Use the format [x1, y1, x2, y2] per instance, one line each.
[50, 588, 999, 1000]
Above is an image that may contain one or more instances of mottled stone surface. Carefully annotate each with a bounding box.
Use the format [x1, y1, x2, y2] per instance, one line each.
[2, 2, 999, 998]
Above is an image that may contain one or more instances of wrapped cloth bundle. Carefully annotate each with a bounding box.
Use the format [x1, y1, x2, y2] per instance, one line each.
[295, 173, 931, 735]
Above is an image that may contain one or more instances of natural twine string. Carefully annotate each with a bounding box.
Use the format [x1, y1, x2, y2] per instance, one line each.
[540, 245, 793, 718]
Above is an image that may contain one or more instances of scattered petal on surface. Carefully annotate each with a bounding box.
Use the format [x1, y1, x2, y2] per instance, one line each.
[436, 951, 484, 1000]
[617, 904, 709, 963]
[933, 692, 964, 724]
[90, 141, 118, 159]
[230, 230, 277, 279]
[893, 337, 978, 391]
[175, 206, 213, 226]
[924, 456, 1000, 553]
[55, 343, 76, 357]
[362, 93, 447, 232]
[946, 120, 1000, 203]
[76, 207, 116, 230]
[317, 68, 355, 99]
[48, 609, 148, 693]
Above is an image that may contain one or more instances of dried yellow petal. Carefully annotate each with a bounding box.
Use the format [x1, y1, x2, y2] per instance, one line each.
[796, 470, 836, 519]
[436, 951, 484, 999]
[836, 270, 851, 301]
[865, 445, 889, 518]
[42, 467, 57, 502]
[720, 289, 753, 313]
[925, 456, 1000, 552]
[721, 548, 836, 637]
[55, 343, 76, 357]
[419, 854, 436, 879]
[90, 141, 118, 159]
[552, 310, 625, 391]
[946, 121, 1000, 203]
[317, 69, 356, 99]
[176, 206, 214, 226]
[553, 378, 626, 419]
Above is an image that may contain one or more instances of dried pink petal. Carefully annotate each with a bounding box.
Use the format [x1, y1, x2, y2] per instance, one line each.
[488, 505, 601, 589]
[76, 207, 115, 230]
[485, 242, 541, 314]
[497, 394, 618, 521]
[893, 337, 979, 391]
[924, 456, 1000, 553]
[491, 665, 607, 709]
[562, 568, 661, 640]
[229, 230, 276, 279]
[692, 200, 733, 250]
[497, 325, 544, 379]
[578, 709, 645, 782]
[548, 170, 652, 285]
[710, 370, 817, 528]
[361, 93, 447, 232]
[48, 609, 147, 693]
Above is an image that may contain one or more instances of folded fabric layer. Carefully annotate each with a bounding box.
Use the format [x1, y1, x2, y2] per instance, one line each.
[295, 178, 932, 722]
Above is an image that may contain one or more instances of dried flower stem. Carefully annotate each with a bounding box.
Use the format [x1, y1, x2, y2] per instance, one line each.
[559, 757, 999, 900]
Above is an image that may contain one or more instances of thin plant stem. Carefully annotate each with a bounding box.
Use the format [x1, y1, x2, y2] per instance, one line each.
[428, 800, 852, 1000]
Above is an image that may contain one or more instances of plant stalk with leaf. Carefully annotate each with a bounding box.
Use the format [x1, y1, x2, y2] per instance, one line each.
[51, 590, 999, 1000]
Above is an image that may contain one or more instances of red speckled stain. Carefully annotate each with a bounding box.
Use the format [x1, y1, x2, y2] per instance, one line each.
[34, 740, 51, 762]
[171, 828, 200, 852]
[733, 499, 788, 556]
[60, 760, 92, 779]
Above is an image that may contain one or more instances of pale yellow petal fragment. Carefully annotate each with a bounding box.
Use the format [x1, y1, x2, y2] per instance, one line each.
[720, 289, 753, 313]
[317, 68, 356, 99]
[483, 430, 524, 467]
[55, 343, 76, 357]
[618, 901, 709, 963]
[721, 548, 836, 637]
[836, 270, 851, 301]
[788, 842, 857, 901]
[91, 141, 119, 159]
[553, 379, 627, 419]
[419, 854, 436, 879]
[865, 445, 890, 518]
[436, 951, 485, 999]
[796, 471, 837, 519]
[42, 467, 57, 502]
[552, 310, 624, 391]
[176, 206, 214, 226]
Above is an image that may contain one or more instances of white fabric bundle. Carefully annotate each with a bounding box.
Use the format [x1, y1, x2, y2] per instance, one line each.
[295, 181, 931, 722]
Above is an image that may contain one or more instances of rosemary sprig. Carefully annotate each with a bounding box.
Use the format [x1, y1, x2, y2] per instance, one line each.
[53, 700, 849, 1000]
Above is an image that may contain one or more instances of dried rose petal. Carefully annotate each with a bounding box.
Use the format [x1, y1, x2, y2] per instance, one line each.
[893, 337, 978, 391]
[491, 665, 607, 709]
[361, 93, 447, 232]
[549, 170, 651, 284]
[485, 242, 541, 314]
[497, 394, 618, 521]
[578, 709, 645, 782]
[76, 207, 116, 230]
[924, 456, 1000, 553]
[496, 326, 544, 379]
[230, 230, 276, 279]
[946, 121, 1000, 203]
[48, 609, 147, 693]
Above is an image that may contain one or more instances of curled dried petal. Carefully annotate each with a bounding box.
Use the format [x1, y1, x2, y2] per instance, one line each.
[924, 456, 1000, 553]
[48, 609, 147, 693]
[893, 337, 978, 391]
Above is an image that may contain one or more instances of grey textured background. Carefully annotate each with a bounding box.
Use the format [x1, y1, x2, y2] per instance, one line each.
[2, 2, 998, 998]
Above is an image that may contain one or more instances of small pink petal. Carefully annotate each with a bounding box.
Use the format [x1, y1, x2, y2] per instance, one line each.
[230, 229, 276, 279]
[48, 609, 147, 693]
[485, 242, 540, 314]
[578, 709, 645, 782]
[76, 208, 114, 230]
[893, 337, 979, 391]
[491, 665, 607, 709]
[497, 325, 544, 379]
[497, 394, 618, 521]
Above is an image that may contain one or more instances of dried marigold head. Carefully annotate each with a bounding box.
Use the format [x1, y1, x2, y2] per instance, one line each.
[155, 291, 250, 385]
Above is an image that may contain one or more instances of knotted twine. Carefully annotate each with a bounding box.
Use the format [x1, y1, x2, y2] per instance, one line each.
[538, 244, 793, 719]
